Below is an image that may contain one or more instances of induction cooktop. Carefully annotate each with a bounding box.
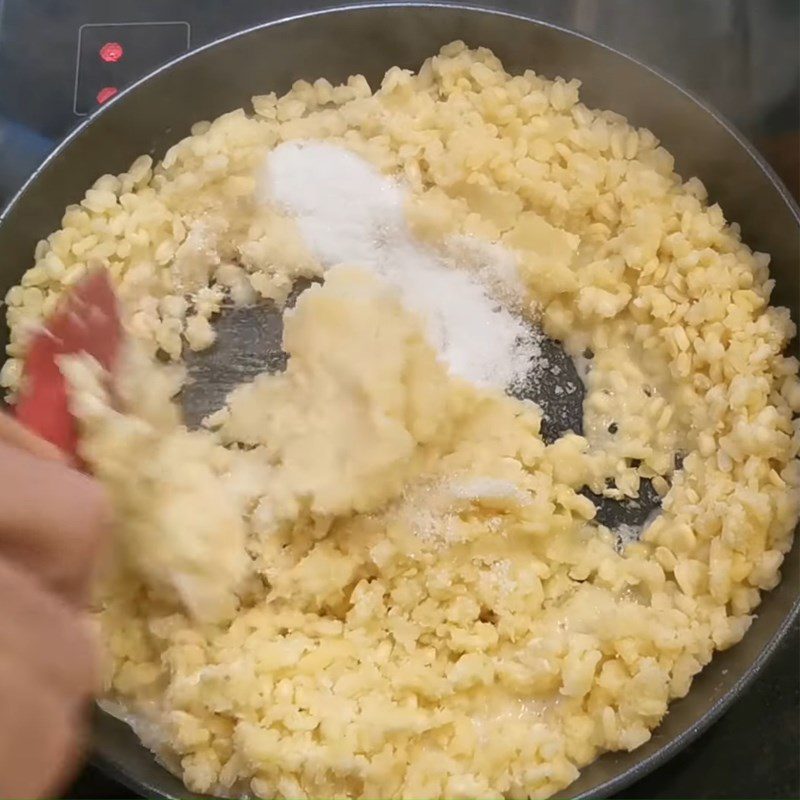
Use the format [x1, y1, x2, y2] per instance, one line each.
[1, 0, 798, 203]
[0, 0, 332, 201]
[0, 2, 797, 798]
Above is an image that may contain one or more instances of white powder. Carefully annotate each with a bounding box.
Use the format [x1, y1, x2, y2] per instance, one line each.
[443, 235, 529, 310]
[470, 692, 558, 744]
[97, 700, 171, 755]
[448, 477, 530, 506]
[395, 477, 526, 549]
[412, 508, 461, 547]
[488, 559, 517, 594]
[397, 482, 462, 548]
[259, 141, 537, 390]
[614, 524, 641, 552]
[614, 508, 661, 553]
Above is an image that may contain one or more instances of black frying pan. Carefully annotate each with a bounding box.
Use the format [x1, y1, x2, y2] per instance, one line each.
[0, 5, 798, 799]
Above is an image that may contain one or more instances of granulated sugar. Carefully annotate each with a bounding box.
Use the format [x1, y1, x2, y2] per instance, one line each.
[393, 478, 528, 549]
[614, 524, 641, 552]
[613, 507, 662, 553]
[260, 141, 537, 391]
[395, 482, 461, 549]
[443, 235, 529, 310]
[448, 478, 530, 506]
[488, 559, 516, 594]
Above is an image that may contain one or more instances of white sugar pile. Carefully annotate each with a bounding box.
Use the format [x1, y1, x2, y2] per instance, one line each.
[614, 523, 641, 552]
[259, 141, 537, 391]
[488, 559, 516, 594]
[442, 235, 529, 310]
[448, 477, 530, 506]
[395, 482, 461, 549]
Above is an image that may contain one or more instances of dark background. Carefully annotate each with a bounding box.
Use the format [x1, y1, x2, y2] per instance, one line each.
[0, 1, 798, 798]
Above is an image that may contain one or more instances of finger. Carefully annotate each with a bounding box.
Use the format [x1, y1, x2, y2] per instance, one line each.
[0, 410, 67, 463]
[0, 440, 110, 604]
[0, 556, 97, 697]
[0, 657, 90, 799]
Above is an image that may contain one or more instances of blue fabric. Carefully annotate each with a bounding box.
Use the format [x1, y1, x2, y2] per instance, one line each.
[0, 117, 54, 205]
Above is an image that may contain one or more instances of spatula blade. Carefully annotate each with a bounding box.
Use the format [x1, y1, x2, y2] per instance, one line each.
[15, 268, 121, 459]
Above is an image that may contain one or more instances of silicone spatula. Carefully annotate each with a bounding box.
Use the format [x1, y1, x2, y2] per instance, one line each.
[15, 268, 122, 461]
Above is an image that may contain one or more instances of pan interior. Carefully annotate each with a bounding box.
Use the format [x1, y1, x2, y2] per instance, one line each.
[0, 6, 796, 800]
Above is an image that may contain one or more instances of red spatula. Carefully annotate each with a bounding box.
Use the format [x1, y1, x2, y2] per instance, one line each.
[15, 268, 122, 462]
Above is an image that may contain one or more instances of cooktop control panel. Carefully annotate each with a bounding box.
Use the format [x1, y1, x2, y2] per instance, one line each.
[0, 0, 283, 141]
[74, 21, 190, 115]
[0, 0, 322, 201]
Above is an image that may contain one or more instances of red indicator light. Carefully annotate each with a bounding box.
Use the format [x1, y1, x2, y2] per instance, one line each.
[99, 41, 124, 63]
[96, 86, 119, 104]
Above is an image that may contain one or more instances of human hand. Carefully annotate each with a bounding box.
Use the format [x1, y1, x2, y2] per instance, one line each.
[0, 413, 109, 798]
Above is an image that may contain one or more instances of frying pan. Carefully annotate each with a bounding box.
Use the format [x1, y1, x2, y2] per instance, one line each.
[0, 4, 798, 799]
